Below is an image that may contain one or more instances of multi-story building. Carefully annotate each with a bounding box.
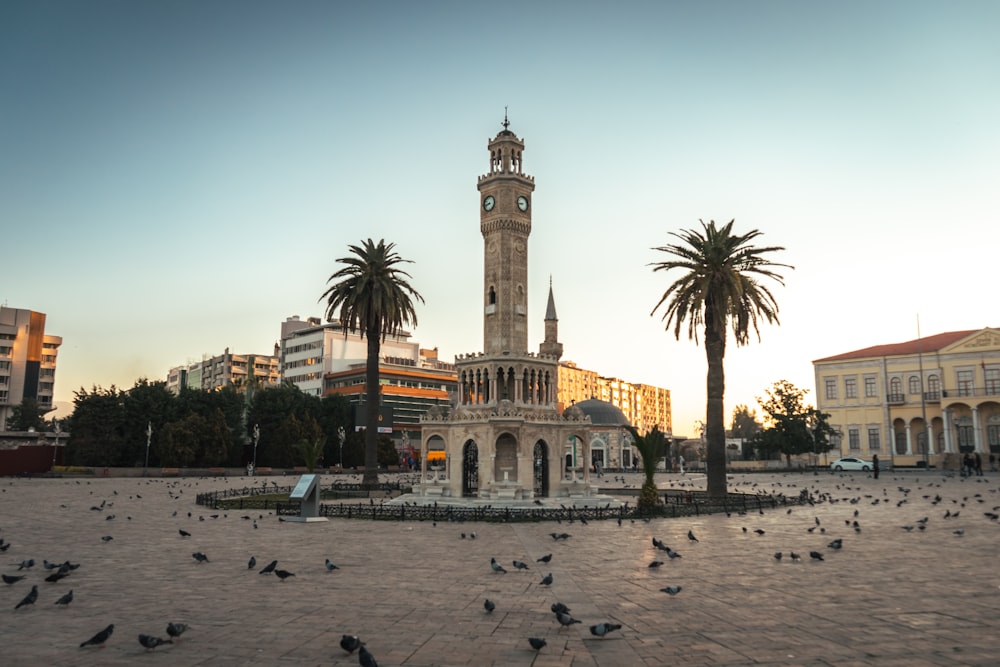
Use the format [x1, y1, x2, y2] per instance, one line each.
[814, 327, 1000, 467]
[280, 316, 429, 396]
[0, 307, 61, 428]
[167, 347, 280, 394]
[558, 362, 672, 436]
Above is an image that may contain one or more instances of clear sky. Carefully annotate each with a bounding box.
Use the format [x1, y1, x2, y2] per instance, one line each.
[2, 1, 998, 435]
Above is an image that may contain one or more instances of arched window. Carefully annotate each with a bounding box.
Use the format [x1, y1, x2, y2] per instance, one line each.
[908, 376, 921, 395]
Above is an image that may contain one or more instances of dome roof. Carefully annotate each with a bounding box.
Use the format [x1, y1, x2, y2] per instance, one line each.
[572, 398, 630, 426]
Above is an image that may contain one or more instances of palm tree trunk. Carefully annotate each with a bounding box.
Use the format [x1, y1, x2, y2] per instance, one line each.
[704, 322, 728, 498]
[363, 332, 380, 487]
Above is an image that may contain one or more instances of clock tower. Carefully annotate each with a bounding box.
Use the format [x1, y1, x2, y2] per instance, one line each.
[477, 115, 535, 355]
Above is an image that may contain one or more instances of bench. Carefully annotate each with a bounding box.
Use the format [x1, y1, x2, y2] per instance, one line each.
[161, 468, 180, 477]
[255, 467, 273, 475]
[293, 467, 309, 474]
[208, 467, 226, 476]
[328, 466, 343, 474]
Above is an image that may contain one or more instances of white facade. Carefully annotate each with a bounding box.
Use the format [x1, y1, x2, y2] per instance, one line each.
[280, 316, 421, 396]
[0, 307, 61, 427]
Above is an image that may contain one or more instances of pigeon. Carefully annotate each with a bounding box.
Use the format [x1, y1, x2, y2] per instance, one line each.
[666, 548, 682, 559]
[648, 560, 665, 568]
[490, 558, 507, 574]
[810, 551, 824, 561]
[274, 569, 295, 581]
[539, 572, 553, 586]
[537, 553, 553, 563]
[179, 529, 191, 537]
[528, 637, 547, 651]
[660, 585, 682, 595]
[687, 530, 699, 542]
[589, 622, 622, 637]
[340, 634, 362, 653]
[555, 611, 581, 627]
[2, 574, 25, 584]
[15, 584, 38, 609]
[101, 535, 113, 542]
[790, 552, 802, 561]
[754, 529, 765, 535]
[325, 558, 339, 571]
[828, 538, 843, 549]
[192, 552, 209, 563]
[43, 559, 59, 570]
[166, 622, 188, 641]
[45, 570, 69, 583]
[54, 589, 74, 606]
[773, 552, 783, 561]
[551, 602, 571, 615]
[17, 558, 35, 570]
[80, 624, 114, 647]
[248, 556, 257, 569]
[259, 560, 278, 574]
[138, 634, 173, 650]
[484, 598, 496, 613]
[551, 532, 571, 540]
[359, 644, 378, 667]
[512, 560, 530, 570]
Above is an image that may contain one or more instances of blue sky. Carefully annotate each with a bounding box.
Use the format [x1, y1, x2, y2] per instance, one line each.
[2, 1, 998, 435]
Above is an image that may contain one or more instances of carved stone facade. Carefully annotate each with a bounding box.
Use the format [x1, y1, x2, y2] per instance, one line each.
[418, 120, 593, 499]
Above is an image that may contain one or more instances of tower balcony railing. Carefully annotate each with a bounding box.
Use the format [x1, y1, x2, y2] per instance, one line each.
[886, 393, 905, 405]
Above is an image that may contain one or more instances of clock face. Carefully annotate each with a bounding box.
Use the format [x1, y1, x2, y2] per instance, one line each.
[483, 195, 495, 212]
[517, 196, 529, 212]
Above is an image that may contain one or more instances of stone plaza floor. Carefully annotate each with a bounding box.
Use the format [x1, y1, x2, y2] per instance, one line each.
[2, 469, 1000, 666]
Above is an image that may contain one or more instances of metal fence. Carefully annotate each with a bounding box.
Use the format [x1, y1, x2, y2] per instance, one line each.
[196, 481, 794, 523]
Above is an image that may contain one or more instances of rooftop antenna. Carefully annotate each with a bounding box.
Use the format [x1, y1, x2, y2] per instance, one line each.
[502, 106, 509, 130]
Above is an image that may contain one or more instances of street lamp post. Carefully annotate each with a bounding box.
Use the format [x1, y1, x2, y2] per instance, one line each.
[144, 421, 152, 471]
[252, 424, 260, 473]
[52, 419, 61, 471]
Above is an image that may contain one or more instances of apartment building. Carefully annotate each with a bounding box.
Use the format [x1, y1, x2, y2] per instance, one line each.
[0, 307, 61, 428]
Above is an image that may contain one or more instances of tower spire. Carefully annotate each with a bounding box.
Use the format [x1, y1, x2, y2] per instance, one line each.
[502, 107, 509, 130]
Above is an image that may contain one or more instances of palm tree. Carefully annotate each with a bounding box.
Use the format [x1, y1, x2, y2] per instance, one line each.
[650, 220, 790, 498]
[625, 426, 668, 509]
[320, 239, 424, 487]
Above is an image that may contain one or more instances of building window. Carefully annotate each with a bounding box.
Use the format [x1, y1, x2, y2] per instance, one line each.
[848, 428, 860, 450]
[908, 376, 921, 395]
[824, 378, 837, 400]
[845, 378, 857, 399]
[864, 376, 877, 398]
[986, 368, 1000, 395]
[957, 370, 973, 397]
[926, 375, 941, 401]
[868, 428, 881, 451]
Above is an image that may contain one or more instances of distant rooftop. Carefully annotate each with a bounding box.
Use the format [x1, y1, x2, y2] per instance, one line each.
[813, 329, 981, 363]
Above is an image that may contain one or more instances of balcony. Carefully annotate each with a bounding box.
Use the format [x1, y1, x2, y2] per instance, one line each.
[886, 393, 905, 405]
[923, 391, 941, 403]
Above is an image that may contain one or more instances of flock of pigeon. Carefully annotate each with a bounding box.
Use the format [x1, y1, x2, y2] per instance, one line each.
[4, 469, 999, 664]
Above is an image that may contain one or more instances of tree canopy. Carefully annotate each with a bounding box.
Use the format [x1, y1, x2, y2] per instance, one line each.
[751, 380, 836, 467]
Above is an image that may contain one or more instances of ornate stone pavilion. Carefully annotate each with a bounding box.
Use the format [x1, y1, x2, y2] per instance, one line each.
[414, 119, 598, 502]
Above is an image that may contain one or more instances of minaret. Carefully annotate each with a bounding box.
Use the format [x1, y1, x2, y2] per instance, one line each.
[539, 277, 563, 360]
[477, 113, 535, 355]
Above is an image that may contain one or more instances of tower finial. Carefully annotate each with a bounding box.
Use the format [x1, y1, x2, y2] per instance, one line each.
[502, 107, 509, 130]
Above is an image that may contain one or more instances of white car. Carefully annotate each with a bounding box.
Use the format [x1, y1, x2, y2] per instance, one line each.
[830, 457, 873, 472]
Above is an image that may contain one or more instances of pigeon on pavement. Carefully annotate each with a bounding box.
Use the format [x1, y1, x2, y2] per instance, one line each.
[274, 569, 295, 581]
[359, 644, 378, 667]
[54, 590, 74, 606]
[660, 585, 683, 595]
[512, 560, 530, 570]
[259, 560, 277, 574]
[340, 634, 362, 653]
[536, 553, 552, 563]
[2, 574, 25, 584]
[810, 551, 824, 561]
[484, 598, 496, 613]
[80, 624, 114, 647]
[248, 556, 256, 569]
[555, 611, 581, 627]
[138, 634, 173, 650]
[688, 530, 699, 542]
[490, 558, 507, 574]
[539, 572, 553, 586]
[192, 552, 209, 563]
[325, 558, 339, 571]
[15, 584, 38, 609]
[179, 529, 191, 537]
[166, 622, 188, 641]
[551, 602, 571, 615]
[589, 622, 622, 637]
[528, 637, 547, 651]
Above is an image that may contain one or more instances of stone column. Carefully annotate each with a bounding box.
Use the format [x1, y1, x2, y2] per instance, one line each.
[904, 423, 913, 455]
[973, 407, 983, 453]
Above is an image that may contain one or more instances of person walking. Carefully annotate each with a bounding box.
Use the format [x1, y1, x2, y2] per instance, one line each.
[975, 452, 983, 476]
[872, 454, 880, 480]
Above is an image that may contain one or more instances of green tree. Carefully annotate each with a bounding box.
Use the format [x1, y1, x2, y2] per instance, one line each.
[6, 398, 46, 431]
[752, 380, 835, 468]
[295, 414, 325, 471]
[320, 238, 423, 486]
[65, 386, 127, 466]
[625, 426, 668, 508]
[247, 384, 322, 468]
[651, 219, 790, 497]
